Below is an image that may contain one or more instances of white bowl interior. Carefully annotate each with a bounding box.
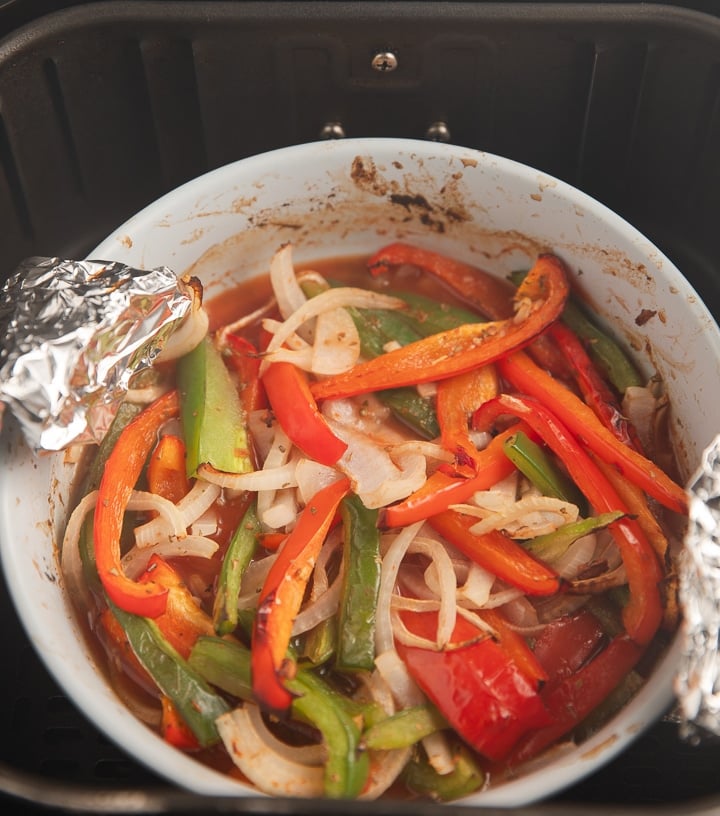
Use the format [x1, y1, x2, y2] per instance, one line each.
[2, 137, 718, 806]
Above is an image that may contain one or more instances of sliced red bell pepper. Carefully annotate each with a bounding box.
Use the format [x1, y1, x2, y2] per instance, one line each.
[531, 608, 607, 691]
[261, 361, 348, 466]
[396, 610, 552, 762]
[310, 253, 570, 401]
[427, 510, 562, 597]
[94, 390, 179, 618]
[549, 322, 644, 453]
[147, 434, 190, 504]
[221, 332, 267, 416]
[436, 364, 499, 474]
[384, 424, 526, 528]
[497, 351, 687, 515]
[472, 393, 664, 645]
[251, 477, 351, 713]
[505, 634, 644, 766]
[367, 242, 517, 320]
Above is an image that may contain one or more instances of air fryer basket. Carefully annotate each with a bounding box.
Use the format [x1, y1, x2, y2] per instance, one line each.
[2, 1, 720, 813]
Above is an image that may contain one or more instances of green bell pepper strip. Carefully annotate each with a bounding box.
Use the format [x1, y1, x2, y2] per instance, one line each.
[111, 604, 229, 747]
[212, 501, 261, 635]
[177, 335, 253, 477]
[503, 430, 587, 513]
[402, 742, 486, 801]
[335, 495, 382, 672]
[362, 705, 447, 751]
[377, 387, 440, 440]
[561, 300, 643, 393]
[189, 636, 369, 799]
[524, 510, 625, 563]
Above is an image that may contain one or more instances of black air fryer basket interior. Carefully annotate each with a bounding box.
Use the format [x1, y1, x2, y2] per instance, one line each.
[2, 1, 720, 814]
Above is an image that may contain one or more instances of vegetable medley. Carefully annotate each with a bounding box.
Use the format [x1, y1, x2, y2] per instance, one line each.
[62, 241, 687, 800]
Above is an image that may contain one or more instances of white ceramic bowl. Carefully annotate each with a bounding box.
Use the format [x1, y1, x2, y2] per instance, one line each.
[2, 138, 718, 806]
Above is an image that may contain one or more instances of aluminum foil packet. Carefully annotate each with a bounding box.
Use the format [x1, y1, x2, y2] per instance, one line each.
[0, 257, 196, 451]
[676, 433, 720, 741]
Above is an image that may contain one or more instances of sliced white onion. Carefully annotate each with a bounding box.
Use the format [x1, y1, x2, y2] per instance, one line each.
[407, 536, 458, 648]
[216, 705, 325, 798]
[311, 306, 361, 375]
[292, 573, 343, 636]
[60, 489, 99, 610]
[622, 385, 657, 455]
[375, 522, 425, 654]
[294, 458, 341, 504]
[261, 345, 315, 370]
[261, 486, 297, 530]
[122, 536, 219, 578]
[133, 481, 221, 548]
[269, 243, 309, 322]
[127, 491, 188, 546]
[237, 553, 278, 609]
[260, 287, 405, 375]
[247, 409, 277, 462]
[454, 494, 579, 539]
[216, 295, 276, 344]
[551, 532, 598, 579]
[155, 305, 209, 364]
[197, 461, 298, 493]
[457, 561, 496, 608]
[326, 416, 426, 509]
[125, 383, 168, 404]
[389, 440, 454, 463]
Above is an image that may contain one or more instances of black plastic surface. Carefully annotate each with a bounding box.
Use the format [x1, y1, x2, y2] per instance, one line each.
[2, 1, 720, 813]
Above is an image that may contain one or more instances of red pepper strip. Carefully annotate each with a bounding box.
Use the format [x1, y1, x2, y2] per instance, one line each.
[427, 510, 562, 596]
[531, 609, 606, 692]
[384, 425, 522, 528]
[436, 364, 499, 475]
[147, 434, 190, 504]
[261, 361, 348, 467]
[505, 634, 644, 766]
[222, 333, 267, 415]
[251, 477, 351, 713]
[477, 608, 549, 689]
[138, 554, 216, 659]
[367, 241, 517, 320]
[472, 393, 663, 645]
[396, 610, 552, 761]
[311, 253, 570, 401]
[161, 695, 201, 751]
[94, 390, 179, 618]
[549, 322, 644, 453]
[497, 351, 687, 515]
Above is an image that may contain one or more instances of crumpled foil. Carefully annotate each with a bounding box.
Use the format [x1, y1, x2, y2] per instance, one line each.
[0, 257, 193, 451]
[675, 433, 720, 740]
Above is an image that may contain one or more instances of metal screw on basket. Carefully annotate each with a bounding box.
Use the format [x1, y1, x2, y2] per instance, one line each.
[425, 121, 451, 143]
[371, 51, 398, 73]
[319, 122, 346, 140]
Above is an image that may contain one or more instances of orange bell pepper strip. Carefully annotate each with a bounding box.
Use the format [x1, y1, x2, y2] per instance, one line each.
[367, 241, 571, 378]
[383, 424, 522, 528]
[160, 696, 201, 751]
[367, 241, 517, 320]
[147, 434, 190, 504]
[138, 554, 216, 659]
[427, 510, 562, 597]
[549, 321, 644, 453]
[251, 477, 351, 713]
[436, 364, 499, 474]
[505, 634, 644, 766]
[310, 253, 570, 401]
[94, 390, 179, 618]
[477, 607, 549, 689]
[262, 361, 348, 466]
[497, 351, 687, 515]
[472, 393, 664, 645]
